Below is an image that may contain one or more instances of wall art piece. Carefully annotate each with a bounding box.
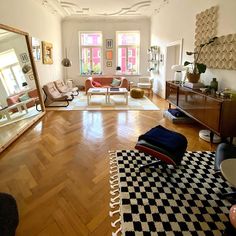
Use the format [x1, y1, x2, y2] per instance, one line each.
[32, 37, 41, 61]
[42, 41, 53, 64]
[106, 39, 113, 49]
[195, 6, 218, 47]
[106, 50, 113, 60]
[195, 6, 236, 70]
[106, 61, 112, 67]
[198, 34, 236, 70]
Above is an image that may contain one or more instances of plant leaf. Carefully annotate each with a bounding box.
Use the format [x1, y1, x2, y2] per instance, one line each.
[184, 61, 192, 66]
[196, 63, 206, 74]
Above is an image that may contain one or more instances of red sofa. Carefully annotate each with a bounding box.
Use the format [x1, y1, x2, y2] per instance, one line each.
[85, 76, 129, 93]
[6, 89, 39, 112]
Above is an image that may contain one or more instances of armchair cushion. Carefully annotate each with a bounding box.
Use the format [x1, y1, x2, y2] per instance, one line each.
[92, 81, 102, 87]
[54, 79, 79, 95]
[111, 78, 121, 87]
[43, 82, 73, 101]
[19, 93, 30, 102]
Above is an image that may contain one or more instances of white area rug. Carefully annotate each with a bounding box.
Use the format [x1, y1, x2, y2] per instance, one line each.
[46, 92, 160, 111]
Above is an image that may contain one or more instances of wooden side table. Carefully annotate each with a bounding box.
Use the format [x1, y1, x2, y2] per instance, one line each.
[220, 159, 236, 198]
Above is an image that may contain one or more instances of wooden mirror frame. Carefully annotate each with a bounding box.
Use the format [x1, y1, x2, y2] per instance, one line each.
[0, 23, 45, 153]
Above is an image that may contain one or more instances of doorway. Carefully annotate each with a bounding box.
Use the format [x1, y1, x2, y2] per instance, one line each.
[164, 39, 183, 95]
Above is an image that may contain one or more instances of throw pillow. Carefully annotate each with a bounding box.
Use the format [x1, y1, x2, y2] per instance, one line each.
[19, 93, 30, 102]
[92, 81, 102, 87]
[111, 78, 121, 87]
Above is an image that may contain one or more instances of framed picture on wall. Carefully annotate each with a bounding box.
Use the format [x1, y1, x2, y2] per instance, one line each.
[106, 61, 112, 67]
[42, 41, 53, 64]
[106, 50, 113, 60]
[20, 53, 29, 63]
[106, 39, 113, 49]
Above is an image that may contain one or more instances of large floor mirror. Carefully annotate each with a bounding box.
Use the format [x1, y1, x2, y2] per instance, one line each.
[0, 24, 45, 152]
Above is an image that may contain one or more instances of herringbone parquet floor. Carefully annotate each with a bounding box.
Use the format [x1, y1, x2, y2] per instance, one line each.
[0, 95, 215, 235]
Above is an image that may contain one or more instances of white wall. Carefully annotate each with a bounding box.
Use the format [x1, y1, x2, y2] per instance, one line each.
[151, 0, 236, 98]
[0, 0, 63, 87]
[62, 17, 150, 85]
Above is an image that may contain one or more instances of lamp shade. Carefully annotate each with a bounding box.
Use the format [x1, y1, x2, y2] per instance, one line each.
[61, 58, 72, 67]
[61, 48, 72, 67]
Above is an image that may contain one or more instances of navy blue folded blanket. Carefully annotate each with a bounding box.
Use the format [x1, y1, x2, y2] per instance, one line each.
[168, 108, 185, 117]
[138, 125, 187, 154]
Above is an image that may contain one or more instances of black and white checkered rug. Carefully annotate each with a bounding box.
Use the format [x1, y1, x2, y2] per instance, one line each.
[109, 150, 234, 236]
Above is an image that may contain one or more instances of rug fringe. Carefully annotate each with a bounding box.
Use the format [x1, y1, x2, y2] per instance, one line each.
[111, 218, 121, 227]
[111, 195, 120, 203]
[109, 151, 122, 236]
[112, 227, 122, 236]
[110, 201, 120, 208]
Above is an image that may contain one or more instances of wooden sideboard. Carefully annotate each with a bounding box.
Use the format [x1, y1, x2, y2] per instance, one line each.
[166, 81, 236, 139]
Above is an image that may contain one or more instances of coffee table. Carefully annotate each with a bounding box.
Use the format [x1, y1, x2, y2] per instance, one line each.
[0, 98, 35, 121]
[107, 88, 128, 104]
[87, 88, 108, 105]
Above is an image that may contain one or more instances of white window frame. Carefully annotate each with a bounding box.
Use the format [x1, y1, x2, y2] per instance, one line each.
[0, 49, 26, 95]
[116, 31, 140, 75]
[79, 31, 103, 75]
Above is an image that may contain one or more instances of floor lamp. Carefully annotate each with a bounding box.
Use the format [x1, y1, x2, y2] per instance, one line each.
[61, 48, 72, 84]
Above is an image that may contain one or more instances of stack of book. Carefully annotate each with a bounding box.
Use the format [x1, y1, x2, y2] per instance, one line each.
[110, 87, 119, 91]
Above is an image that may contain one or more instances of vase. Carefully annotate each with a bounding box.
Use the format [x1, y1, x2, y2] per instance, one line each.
[210, 78, 218, 91]
[187, 72, 200, 83]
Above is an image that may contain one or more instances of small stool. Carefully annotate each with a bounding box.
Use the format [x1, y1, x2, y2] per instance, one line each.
[135, 125, 187, 168]
[130, 88, 144, 98]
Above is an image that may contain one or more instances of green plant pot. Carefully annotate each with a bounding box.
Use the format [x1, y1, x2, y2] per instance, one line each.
[187, 72, 200, 83]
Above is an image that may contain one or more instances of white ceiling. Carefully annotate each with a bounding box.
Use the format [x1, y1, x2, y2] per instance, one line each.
[37, 0, 169, 18]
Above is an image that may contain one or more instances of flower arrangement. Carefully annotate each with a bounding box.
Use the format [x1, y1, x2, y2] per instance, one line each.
[184, 37, 217, 82]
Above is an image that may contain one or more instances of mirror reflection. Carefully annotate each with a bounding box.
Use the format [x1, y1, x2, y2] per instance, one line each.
[0, 28, 42, 150]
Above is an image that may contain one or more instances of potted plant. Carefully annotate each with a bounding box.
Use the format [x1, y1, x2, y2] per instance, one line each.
[184, 37, 217, 83]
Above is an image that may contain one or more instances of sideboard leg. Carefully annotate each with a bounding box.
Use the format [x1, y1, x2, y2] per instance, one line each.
[210, 131, 214, 144]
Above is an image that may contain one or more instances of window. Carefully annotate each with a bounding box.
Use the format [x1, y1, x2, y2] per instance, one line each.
[79, 32, 103, 75]
[116, 31, 140, 75]
[0, 49, 26, 95]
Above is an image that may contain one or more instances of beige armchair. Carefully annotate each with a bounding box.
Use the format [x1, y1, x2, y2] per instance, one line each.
[137, 77, 153, 96]
[54, 79, 79, 96]
[42, 82, 74, 107]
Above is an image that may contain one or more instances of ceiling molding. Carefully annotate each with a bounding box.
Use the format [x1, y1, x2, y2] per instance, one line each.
[36, 0, 170, 18]
[98, 1, 151, 16]
[153, 0, 169, 14]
